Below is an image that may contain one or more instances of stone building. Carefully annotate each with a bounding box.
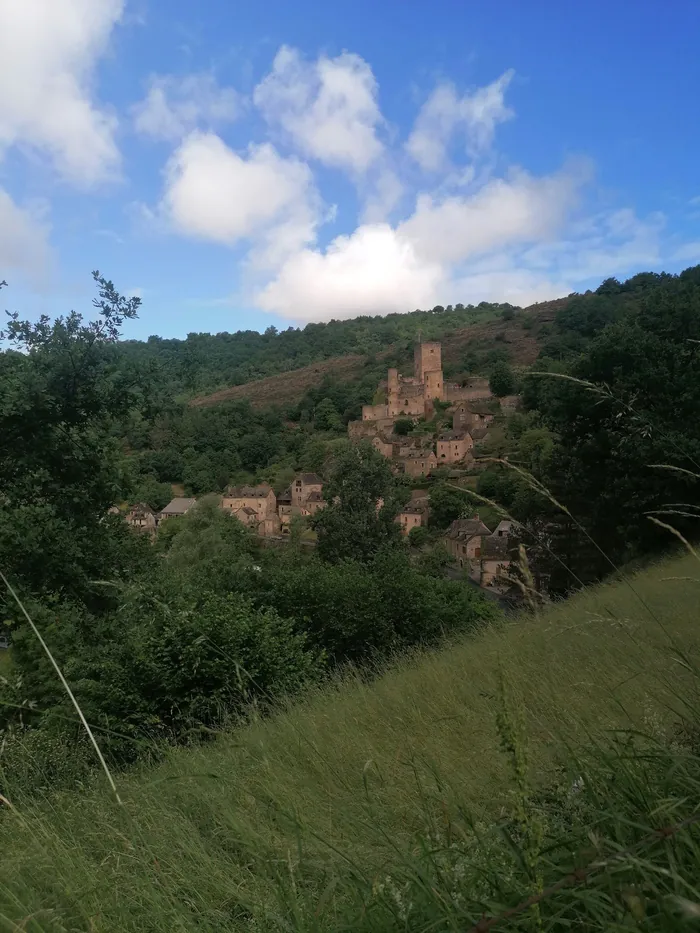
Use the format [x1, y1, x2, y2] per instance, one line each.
[396, 503, 428, 536]
[436, 431, 473, 464]
[291, 473, 324, 507]
[278, 473, 327, 532]
[125, 502, 158, 534]
[401, 449, 437, 478]
[452, 401, 496, 434]
[221, 484, 279, 536]
[443, 516, 493, 569]
[159, 497, 197, 522]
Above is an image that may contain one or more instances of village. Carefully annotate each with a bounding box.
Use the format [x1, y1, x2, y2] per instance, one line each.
[117, 339, 521, 596]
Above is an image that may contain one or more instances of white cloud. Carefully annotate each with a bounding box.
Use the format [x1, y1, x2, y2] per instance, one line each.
[361, 168, 404, 223]
[0, 0, 123, 185]
[160, 132, 319, 259]
[0, 188, 51, 283]
[132, 72, 240, 141]
[256, 223, 443, 321]
[406, 71, 514, 171]
[252, 164, 675, 323]
[254, 45, 384, 173]
[398, 165, 586, 265]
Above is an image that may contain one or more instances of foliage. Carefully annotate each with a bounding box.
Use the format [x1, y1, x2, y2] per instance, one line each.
[429, 482, 469, 528]
[393, 417, 414, 436]
[247, 547, 498, 664]
[489, 359, 517, 397]
[0, 274, 149, 602]
[312, 441, 406, 563]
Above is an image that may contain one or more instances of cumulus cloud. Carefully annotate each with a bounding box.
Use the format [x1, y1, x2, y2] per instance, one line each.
[0, 0, 123, 185]
[254, 45, 384, 172]
[160, 132, 319, 260]
[253, 164, 671, 323]
[256, 223, 443, 320]
[398, 164, 587, 264]
[406, 71, 514, 171]
[132, 72, 240, 141]
[0, 189, 51, 283]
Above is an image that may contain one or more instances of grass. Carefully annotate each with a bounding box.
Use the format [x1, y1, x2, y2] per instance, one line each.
[2, 552, 700, 930]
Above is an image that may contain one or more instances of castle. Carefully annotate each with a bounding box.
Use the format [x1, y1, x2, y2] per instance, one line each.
[348, 339, 496, 478]
[361, 341, 446, 422]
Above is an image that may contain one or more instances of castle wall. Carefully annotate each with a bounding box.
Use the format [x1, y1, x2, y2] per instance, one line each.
[362, 403, 388, 421]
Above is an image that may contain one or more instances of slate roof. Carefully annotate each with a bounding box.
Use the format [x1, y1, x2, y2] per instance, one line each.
[445, 517, 493, 539]
[481, 535, 510, 559]
[225, 484, 273, 498]
[438, 431, 468, 441]
[160, 497, 197, 516]
[127, 502, 155, 518]
[306, 490, 325, 502]
[298, 473, 323, 485]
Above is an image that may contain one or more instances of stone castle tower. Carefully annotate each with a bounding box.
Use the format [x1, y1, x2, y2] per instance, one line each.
[415, 340, 445, 405]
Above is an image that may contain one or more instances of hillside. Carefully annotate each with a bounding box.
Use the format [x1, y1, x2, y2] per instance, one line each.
[189, 298, 565, 409]
[3, 551, 699, 931]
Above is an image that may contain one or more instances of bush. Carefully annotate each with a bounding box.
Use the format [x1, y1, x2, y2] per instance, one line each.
[489, 360, 517, 397]
[408, 525, 431, 547]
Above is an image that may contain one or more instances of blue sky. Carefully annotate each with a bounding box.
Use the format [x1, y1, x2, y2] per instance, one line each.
[1, 0, 699, 341]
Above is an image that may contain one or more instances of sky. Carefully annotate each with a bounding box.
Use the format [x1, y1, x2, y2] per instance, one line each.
[0, 0, 699, 341]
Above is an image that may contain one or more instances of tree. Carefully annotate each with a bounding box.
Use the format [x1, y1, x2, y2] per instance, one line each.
[312, 441, 406, 563]
[314, 397, 343, 432]
[429, 482, 468, 529]
[394, 418, 414, 436]
[489, 360, 516, 397]
[0, 273, 144, 600]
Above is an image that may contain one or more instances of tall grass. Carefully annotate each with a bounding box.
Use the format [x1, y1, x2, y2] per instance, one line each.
[1, 551, 700, 930]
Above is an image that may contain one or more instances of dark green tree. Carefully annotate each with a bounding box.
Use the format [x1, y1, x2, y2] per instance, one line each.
[0, 273, 144, 600]
[314, 397, 343, 432]
[394, 418, 414, 436]
[312, 441, 406, 563]
[489, 360, 516, 397]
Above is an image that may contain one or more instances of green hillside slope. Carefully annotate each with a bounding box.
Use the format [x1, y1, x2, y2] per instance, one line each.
[3, 551, 699, 931]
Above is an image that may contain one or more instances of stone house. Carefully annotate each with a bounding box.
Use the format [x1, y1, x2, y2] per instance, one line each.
[125, 502, 158, 534]
[396, 504, 428, 536]
[493, 519, 514, 538]
[291, 473, 324, 507]
[452, 401, 496, 434]
[436, 431, 474, 464]
[478, 535, 512, 588]
[278, 473, 326, 532]
[401, 449, 437, 478]
[159, 497, 197, 522]
[221, 484, 279, 536]
[372, 434, 395, 459]
[443, 516, 493, 570]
